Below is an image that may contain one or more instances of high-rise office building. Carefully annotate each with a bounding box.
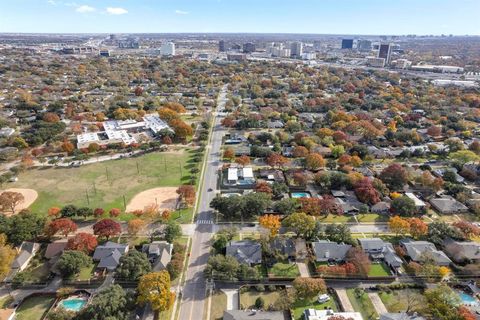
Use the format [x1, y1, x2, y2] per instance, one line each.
[160, 42, 175, 56]
[218, 40, 225, 52]
[313, 41, 322, 51]
[341, 39, 354, 49]
[290, 42, 303, 58]
[243, 42, 256, 53]
[357, 40, 372, 51]
[378, 43, 392, 65]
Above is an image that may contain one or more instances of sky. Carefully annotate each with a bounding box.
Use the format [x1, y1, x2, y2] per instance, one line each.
[0, 0, 479, 35]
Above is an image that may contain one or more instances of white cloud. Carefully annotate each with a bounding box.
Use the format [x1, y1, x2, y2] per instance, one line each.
[106, 7, 128, 15]
[175, 10, 189, 15]
[76, 5, 95, 13]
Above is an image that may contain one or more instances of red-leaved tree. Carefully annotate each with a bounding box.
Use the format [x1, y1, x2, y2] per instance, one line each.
[46, 218, 78, 238]
[93, 219, 121, 240]
[66, 232, 98, 254]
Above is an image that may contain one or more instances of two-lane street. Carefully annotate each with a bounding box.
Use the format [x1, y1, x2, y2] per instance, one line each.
[178, 85, 228, 320]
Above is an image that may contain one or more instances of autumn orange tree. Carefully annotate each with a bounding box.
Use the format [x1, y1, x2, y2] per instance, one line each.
[408, 218, 428, 239]
[66, 232, 98, 254]
[388, 216, 410, 236]
[266, 153, 289, 168]
[305, 153, 325, 170]
[223, 147, 235, 161]
[48, 207, 61, 218]
[137, 271, 175, 315]
[128, 219, 145, 236]
[259, 214, 281, 237]
[176, 185, 196, 207]
[255, 181, 273, 196]
[46, 218, 78, 238]
[235, 155, 250, 167]
[0, 191, 25, 213]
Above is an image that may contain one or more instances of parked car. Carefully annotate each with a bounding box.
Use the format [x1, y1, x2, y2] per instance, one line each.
[318, 294, 331, 303]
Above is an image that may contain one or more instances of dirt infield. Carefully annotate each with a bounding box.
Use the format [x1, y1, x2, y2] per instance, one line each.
[126, 187, 178, 213]
[0, 188, 38, 215]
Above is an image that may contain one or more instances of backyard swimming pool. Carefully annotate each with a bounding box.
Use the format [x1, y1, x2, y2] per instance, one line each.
[458, 291, 479, 307]
[58, 298, 87, 312]
[291, 192, 311, 198]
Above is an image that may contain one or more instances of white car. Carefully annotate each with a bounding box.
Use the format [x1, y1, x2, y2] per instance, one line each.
[318, 294, 331, 303]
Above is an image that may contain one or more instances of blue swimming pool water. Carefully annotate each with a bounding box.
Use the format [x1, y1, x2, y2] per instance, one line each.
[291, 192, 310, 198]
[458, 292, 478, 306]
[59, 298, 87, 311]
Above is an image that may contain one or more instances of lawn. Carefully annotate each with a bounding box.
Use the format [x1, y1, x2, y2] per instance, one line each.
[346, 289, 378, 320]
[378, 289, 427, 313]
[207, 290, 227, 320]
[240, 289, 282, 309]
[316, 213, 387, 223]
[368, 263, 391, 277]
[15, 295, 55, 320]
[76, 263, 96, 281]
[291, 295, 338, 320]
[0, 295, 13, 309]
[268, 262, 300, 278]
[10, 149, 201, 219]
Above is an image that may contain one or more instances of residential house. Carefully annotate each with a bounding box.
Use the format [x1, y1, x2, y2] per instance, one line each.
[358, 238, 402, 272]
[405, 193, 426, 210]
[380, 313, 425, 320]
[226, 166, 255, 186]
[304, 309, 363, 320]
[432, 168, 465, 184]
[5, 242, 40, 281]
[271, 238, 296, 260]
[312, 240, 352, 263]
[257, 169, 285, 184]
[332, 191, 362, 214]
[93, 241, 129, 271]
[443, 238, 480, 264]
[45, 240, 68, 260]
[429, 195, 469, 214]
[142, 241, 173, 271]
[371, 201, 391, 214]
[223, 310, 287, 320]
[400, 239, 451, 266]
[226, 240, 262, 266]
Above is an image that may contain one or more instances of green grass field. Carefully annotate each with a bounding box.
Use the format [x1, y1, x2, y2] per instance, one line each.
[378, 289, 426, 313]
[346, 289, 378, 320]
[368, 263, 391, 277]
[291, 296, 338, 320]
[240, 290, 282, 309]
[15, 295, 55, 320]
[10, 149, 200, 219]
[268, 262, 300, 278]
[206, 290, 227, 320]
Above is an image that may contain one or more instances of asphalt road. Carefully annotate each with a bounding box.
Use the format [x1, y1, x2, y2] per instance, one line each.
[178, 85, 228, 320]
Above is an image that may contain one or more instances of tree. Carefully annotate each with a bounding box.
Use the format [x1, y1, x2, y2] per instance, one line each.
[271, 182, 289, 200]
[408, 218, 428, 239]
[391, 195, 416, 216]
[77, 285, 132, 320]
[137, 271, 175, 314]
[66, 233, 98, 254]
[176, 185, 196, 207]
[428, 221, 459, 245]
[165, 221, 182, 243]
[380, 164, 408, 191]
[293, 146, 309, 158]
[255, 297, 265, 309]
[115, 250, 152, 281]
[164, 102, 187, 113]
[346, 247, 371, 276]
[305, 153, 325, 170]
[449, 150, 480, 166]
[46, 308, 75, 320]
[60, 205, 78, 218]
[127, 219, 144, 236]
[0, 234, 16, 280]
[48, 207, 61, 218]
[282, 212, 315, 238]
[324, 224, 353, 244]
[158, 107, 180, 123]
[273, 198, 298, 215]
[458, 306, 476, 320]
[255, 181, 273, 195]
[266, 153, 289, 168]
[259, 214, 281, 237]
[93, 208, 105, 218]
[388, 216, 410, 236]
[424, 284, 462, 320]
[46, 218, 78, 238]
[0, 191, 24, 213]
[292, 277, 327, 299]
[452, 220, 480, 239]
[4, 212, 46, 246]
[223, 148, 235, 161]
[93, 219, 121, 240]
[61, 140, 74, 154]
[170, 118, 193, 139]
[43, 112, 60, 123]
[235, 155, 250, 167]
[354, 178, 381, 205]
[57, 250, 92, 278]
[109, 208, 121, 218]
[427, 125, 442, 137]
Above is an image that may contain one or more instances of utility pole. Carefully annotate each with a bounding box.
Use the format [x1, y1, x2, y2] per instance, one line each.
[85, 190, 90, 205]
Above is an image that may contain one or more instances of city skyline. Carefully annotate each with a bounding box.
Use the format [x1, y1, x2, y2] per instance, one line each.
[0, 0, 479, 35]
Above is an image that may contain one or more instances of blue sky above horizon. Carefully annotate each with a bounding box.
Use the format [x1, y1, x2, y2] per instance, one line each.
[0, 0, 479, 35]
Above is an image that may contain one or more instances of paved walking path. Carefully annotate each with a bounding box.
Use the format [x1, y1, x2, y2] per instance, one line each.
[368, 292, 388, 314]
[222, 289, 239, 310]
[297, 262, 310, 277]
[335, 289, 354, 312]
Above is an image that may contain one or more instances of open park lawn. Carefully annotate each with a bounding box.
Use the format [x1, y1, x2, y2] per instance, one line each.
[10, 149, 200, 219]
[291, 296, 338, 320]
[268, 262, 300, 278]
[207, 290, 227, 320]
[379, 289, 427, 313]
[15, 295, 55, 320]
[347, 289, 378, 320]
[240, 289, 282, 309]
[368, 263, 391, 277]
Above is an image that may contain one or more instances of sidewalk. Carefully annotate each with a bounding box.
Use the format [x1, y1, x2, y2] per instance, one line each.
[297, 262, 310, 277]
[368, 292, 388, 314]
[335, 289, 354, 312]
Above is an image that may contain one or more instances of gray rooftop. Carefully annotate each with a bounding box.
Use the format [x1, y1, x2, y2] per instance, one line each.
[226, 240, 262, 265]
[313, 240, 352, 262]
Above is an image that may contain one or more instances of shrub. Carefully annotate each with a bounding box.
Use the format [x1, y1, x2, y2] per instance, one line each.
[255, 284, 265, 292]
[255, 297, 265, 309]
[267, 285, 277, 292]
